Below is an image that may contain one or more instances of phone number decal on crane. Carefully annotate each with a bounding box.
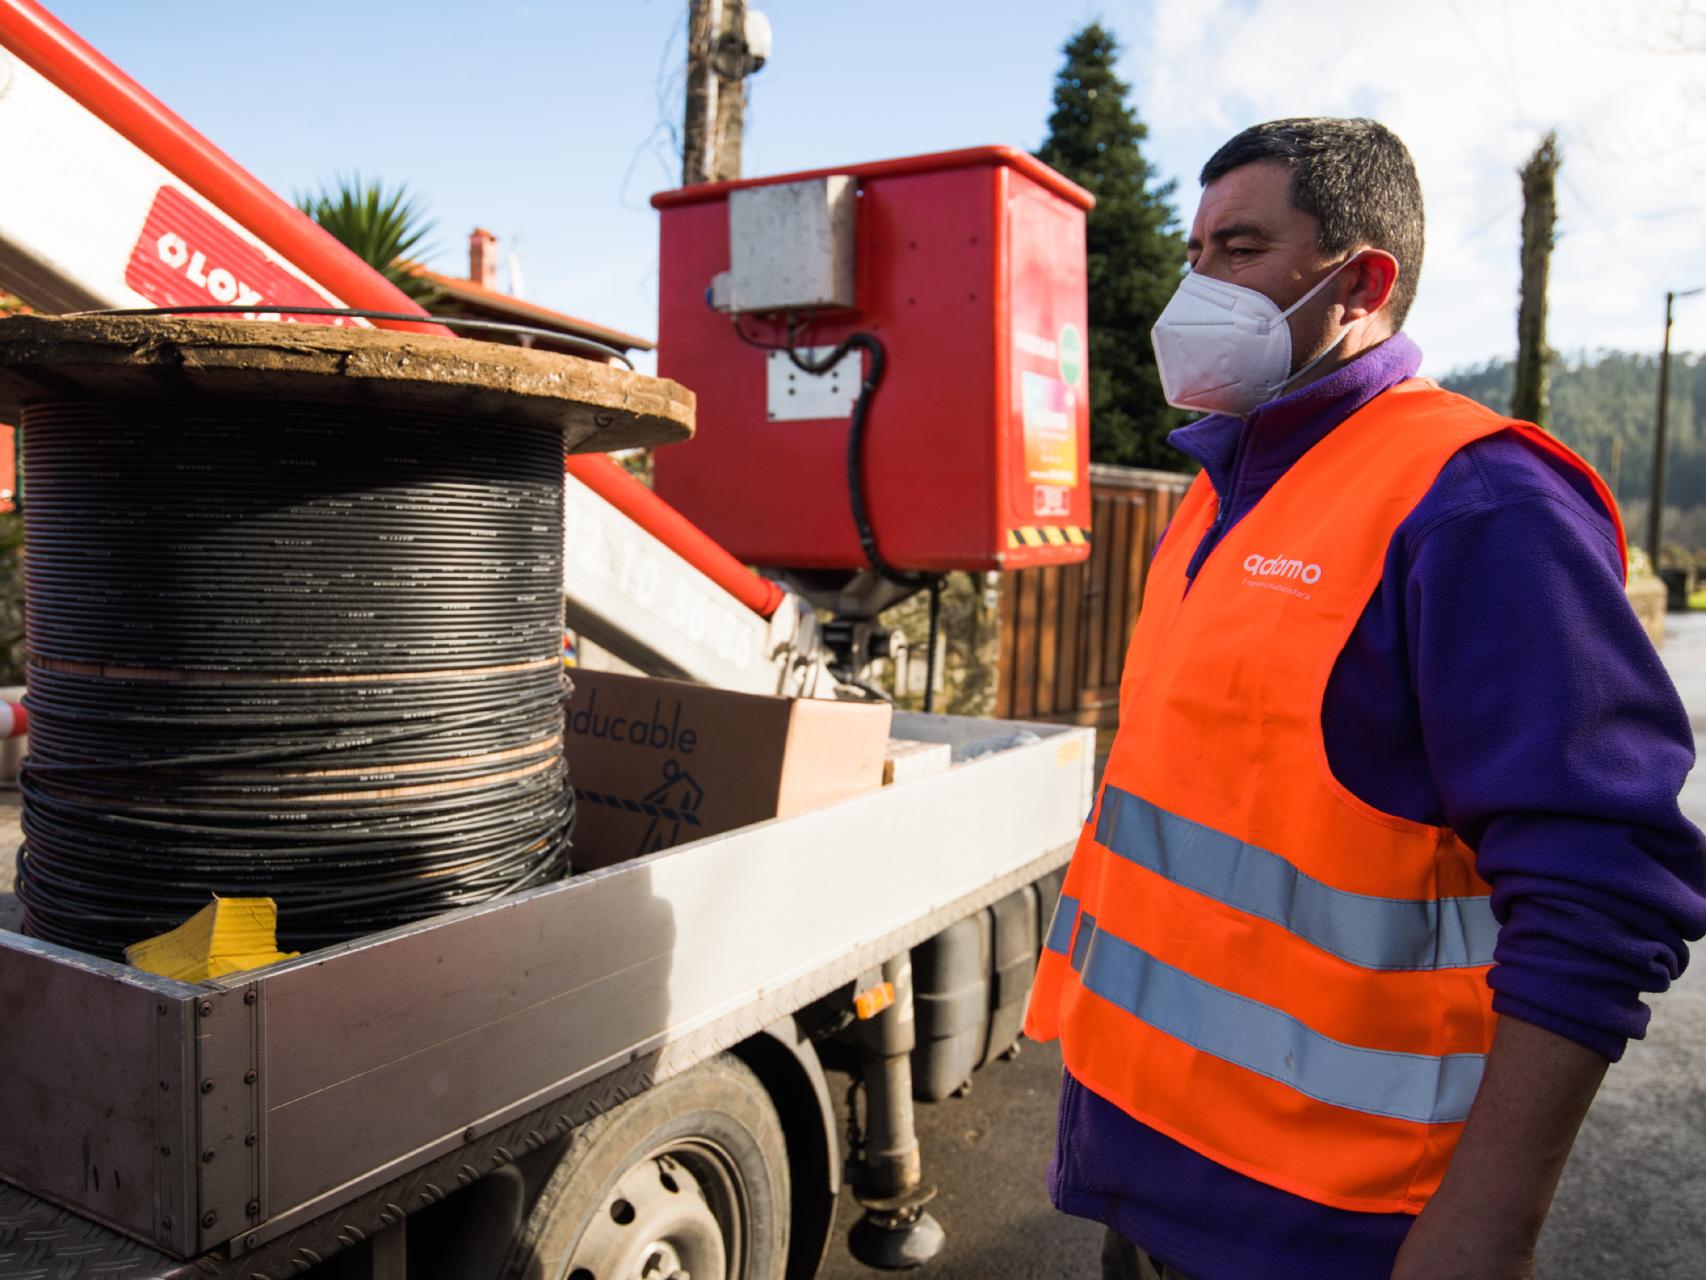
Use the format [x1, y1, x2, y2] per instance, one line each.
[123, 185, 357, 323]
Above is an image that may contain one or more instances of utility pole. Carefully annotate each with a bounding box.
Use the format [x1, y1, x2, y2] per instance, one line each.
[682, 0, 753, 185]
[682, 0, 718, 186]
[711, 0, 747, 182]
[1513, 132, 1559, 429]
[1647, 287, 1704, 567]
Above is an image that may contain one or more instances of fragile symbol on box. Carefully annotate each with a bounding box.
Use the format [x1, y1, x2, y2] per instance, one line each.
[574, 756, 707, 861]
[637, 759, 704, 855]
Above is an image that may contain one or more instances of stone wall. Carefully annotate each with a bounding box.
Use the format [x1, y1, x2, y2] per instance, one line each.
[1625, 545, 1666, 649]
[1627, 575, 1667, 648]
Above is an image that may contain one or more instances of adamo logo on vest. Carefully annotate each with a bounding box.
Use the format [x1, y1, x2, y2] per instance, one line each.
[1243, 553, 1322, 584]
[1242, 552, 1323, 600]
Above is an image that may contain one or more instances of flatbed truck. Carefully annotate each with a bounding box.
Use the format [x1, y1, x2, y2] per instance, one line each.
[0, 8, 1095, 1277]
[0, 712, 1087, 1279]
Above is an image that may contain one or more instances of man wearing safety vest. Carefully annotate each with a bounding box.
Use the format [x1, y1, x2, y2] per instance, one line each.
[1026, 117, 1706, 1280]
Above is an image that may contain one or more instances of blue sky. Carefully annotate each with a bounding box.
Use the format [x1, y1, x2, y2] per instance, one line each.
[49, 0, 1706, 375]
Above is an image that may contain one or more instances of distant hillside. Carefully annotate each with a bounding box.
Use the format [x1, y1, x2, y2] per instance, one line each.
[1441, 351, 1706, 551]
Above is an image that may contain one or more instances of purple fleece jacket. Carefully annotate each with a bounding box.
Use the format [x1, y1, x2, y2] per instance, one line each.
[1050, 334, 1706, 1280]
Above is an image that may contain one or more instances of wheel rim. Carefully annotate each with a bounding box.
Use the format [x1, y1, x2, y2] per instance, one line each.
[566, 1141, 750, 1280]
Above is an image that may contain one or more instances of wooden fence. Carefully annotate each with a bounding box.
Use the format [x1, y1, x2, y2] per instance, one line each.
[995, 464, 1193, 726]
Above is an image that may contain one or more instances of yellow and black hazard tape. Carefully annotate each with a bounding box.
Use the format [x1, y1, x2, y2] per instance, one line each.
[1007, 525, 1091, 550]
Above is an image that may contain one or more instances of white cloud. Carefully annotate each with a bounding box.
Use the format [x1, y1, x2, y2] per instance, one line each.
[1127, 0, 1706, 371]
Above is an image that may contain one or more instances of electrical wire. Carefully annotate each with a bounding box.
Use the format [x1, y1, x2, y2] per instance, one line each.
[69, 305, 636, 369]
[16, 397, 573, 957]
[730, 312, 809, 355]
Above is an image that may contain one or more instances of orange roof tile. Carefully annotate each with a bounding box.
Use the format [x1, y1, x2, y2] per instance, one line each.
[404, 264, 653, 353]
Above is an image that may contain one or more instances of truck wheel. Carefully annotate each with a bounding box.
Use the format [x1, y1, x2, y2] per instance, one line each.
[508, 1054, 790, 1280]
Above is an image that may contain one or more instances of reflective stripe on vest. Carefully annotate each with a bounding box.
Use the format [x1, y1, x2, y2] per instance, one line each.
[1096, 786, 1500, 971]
[1044, 894, 1486, 1124]
[1024, 379, 1627, 1215]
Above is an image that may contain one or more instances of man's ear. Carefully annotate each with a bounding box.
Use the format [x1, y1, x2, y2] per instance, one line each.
[1343, 250, 1400, 321]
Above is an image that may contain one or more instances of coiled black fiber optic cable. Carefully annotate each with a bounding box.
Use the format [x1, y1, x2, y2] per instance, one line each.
[16, 398, 574, 957]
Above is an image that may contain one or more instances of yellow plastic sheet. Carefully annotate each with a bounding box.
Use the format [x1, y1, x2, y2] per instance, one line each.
[124, 898, 299, 982]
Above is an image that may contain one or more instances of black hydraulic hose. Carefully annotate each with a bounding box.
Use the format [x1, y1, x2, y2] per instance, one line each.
[783, 334, 949, 706]
[783, 334, 930, 592]
[15, 397, 574, 957]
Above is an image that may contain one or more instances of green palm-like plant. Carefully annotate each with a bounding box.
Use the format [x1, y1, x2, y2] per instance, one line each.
[296, 174, 440, 304]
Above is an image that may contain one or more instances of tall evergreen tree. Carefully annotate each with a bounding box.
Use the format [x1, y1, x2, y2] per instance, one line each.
[1036, 24, 1186, 469]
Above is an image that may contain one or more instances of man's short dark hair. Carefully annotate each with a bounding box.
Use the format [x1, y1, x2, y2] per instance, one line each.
[1200, 117, 1425, 329]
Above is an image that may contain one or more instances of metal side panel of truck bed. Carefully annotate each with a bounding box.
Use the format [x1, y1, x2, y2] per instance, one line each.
[0, 714, 1092, 1280]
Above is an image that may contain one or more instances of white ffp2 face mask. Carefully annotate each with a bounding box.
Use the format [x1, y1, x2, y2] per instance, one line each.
[1150, 258, 1358, 417]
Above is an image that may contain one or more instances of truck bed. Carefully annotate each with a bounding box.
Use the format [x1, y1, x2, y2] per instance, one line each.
[0, 713, 1091, 1279]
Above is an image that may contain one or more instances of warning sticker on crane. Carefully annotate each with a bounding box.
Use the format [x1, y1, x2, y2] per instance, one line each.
[123, 185, 354, 323]
[1021, 370, 1078, 489]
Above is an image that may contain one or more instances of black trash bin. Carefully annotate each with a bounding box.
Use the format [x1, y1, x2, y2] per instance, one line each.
[1661, 567, 1694, 612]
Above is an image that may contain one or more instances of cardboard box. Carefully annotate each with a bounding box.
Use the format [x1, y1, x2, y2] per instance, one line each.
[563, 670, 893, 871]
[883, 737, 952, 786]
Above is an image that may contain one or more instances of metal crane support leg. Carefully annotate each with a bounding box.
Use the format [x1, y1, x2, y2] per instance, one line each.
[849, 954, 945, 1269]
[370, 1220, 406, 1280]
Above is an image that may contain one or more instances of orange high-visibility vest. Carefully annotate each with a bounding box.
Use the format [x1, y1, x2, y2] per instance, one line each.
[1025, 379, 1624, 1215]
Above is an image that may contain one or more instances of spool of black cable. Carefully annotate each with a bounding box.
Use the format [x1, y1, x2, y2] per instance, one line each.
[0, 315, 693, 958]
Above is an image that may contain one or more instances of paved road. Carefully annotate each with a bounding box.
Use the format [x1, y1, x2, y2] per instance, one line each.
[1535, 612, 1706, 1279]
[821, 614, 1706, 1280]
[818, 1043, 1101, 1280]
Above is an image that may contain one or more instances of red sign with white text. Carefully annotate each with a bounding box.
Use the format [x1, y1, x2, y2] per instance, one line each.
[124, 185, 357, 324]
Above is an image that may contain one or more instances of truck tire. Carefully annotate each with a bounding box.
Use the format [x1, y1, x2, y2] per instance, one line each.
[506, 1054, 790, 1280]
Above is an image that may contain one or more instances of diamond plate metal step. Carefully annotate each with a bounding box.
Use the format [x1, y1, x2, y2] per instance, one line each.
[0, 1183, 184, 1279]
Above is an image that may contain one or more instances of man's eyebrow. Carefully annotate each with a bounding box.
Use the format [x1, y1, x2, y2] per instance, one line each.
[1186, 222, 1272, 253]
[1209, 222, 1271, 244]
